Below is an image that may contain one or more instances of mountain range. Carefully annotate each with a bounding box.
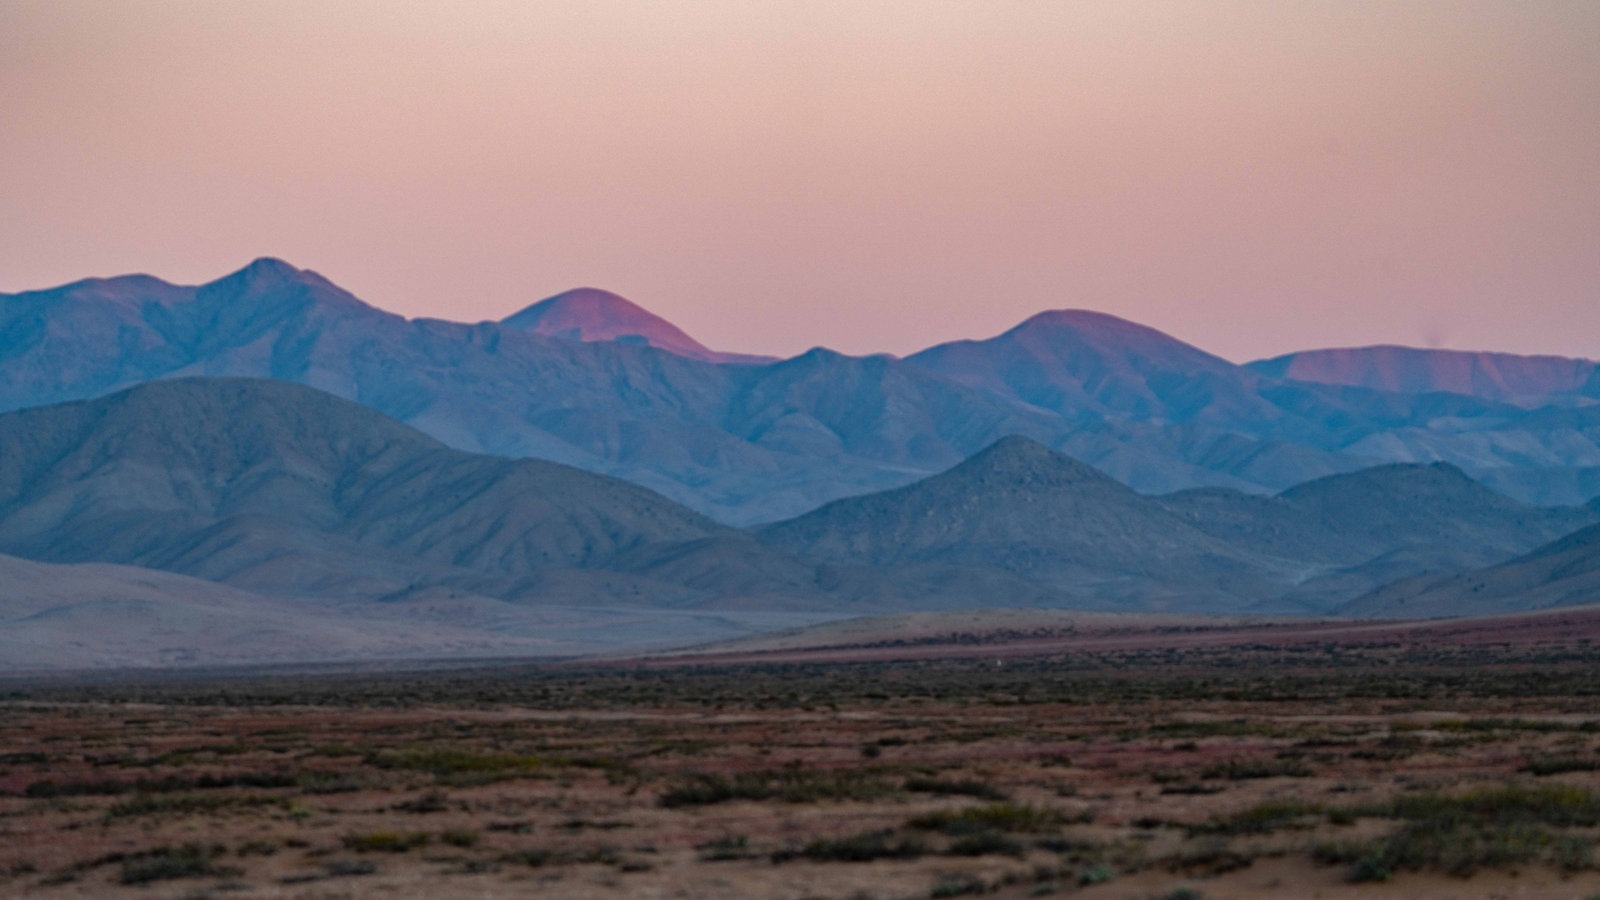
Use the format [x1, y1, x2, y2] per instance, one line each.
[4, 259, 1600, 667]
[3, 376, 1599, 667]
[6, 259, 1600, 529]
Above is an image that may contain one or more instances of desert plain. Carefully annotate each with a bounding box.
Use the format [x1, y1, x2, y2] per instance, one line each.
[4, 608, 1600, 899]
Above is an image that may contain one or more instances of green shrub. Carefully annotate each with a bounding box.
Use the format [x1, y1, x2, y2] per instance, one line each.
[1318, 784, 1600, 878]
[341, 831, 430, 853]
[911, 803, 1069, 834]
[948, 829, 1024, 857]
[659, 768, 895, 808]
[1191, 799, 1322, 836]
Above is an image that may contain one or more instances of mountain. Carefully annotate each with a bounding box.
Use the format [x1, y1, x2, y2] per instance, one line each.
[758, 437, 1597, 613]
[1156, 463, 1597, 609]
[0, 377, 820, 607]
[0, 260, 1102, 524]
[759, 436, 1290, 611]
[905, 309, 1283, 425]
[502, 287, 773, 365]
[8, 259, 1600, 525]
[1340, 522, 1600, 618]
[1160, 462, 1593, 565]
[1249, 346, 1600, 407]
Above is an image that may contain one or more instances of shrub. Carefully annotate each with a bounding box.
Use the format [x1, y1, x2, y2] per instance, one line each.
[1318, 784, 1600, 878]
[911, 803, 1069, 834]
[780, 830, 926, 863]
[342, 831, 429, 853]
[1522, 757, 1600, 776]
[1199, 759, 1312, 780]
[930, 873, 987, 897]
[659, 768, 895, 808]
[117, 844, 236, 885]
[697, 835, 754, 861]
[1191, 799, 1322, 836]
[948, 829, 1024, 857]
[905, 777, 1009, 801]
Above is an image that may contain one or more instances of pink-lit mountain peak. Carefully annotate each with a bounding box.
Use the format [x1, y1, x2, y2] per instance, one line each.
[501, 287, 772, 364]
[998, 309, 1239, 372]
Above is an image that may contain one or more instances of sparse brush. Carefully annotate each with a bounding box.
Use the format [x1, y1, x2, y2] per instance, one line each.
[341, 831, 430, 853]
[911, 802, 1070, 834]
[659, 768, 895, 808]
[1199, 758, 1312, 780]
[117, 844, 236, 885]
[1190, 799, 1322, 836]
[904, 776, 1009, 800]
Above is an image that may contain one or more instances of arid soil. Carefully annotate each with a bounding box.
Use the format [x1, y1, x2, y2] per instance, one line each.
[4, 613, 1600, 898]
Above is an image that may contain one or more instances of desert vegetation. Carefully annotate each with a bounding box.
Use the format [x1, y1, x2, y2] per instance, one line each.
[3, 631, 1600, 897]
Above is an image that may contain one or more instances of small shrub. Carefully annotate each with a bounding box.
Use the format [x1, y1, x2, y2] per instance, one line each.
[659, 768, 895, 808]
[392, 790, 450, 813]
[1191, 799, 1322, 836]
[1199, 759, 1312, 780]
[784, 830, 925, 863]
[440, 829, 479, 848]
[1522, 757, 1600, 776]
[1077, 862, 1114, 885]
[320, 859, 379, 878]
[905, 777, 1009, 801]
[341, 831, 429, 853]
[948, 829, 1024, 857]
[696, 835, 753, 861]
[117, 844, 235, 885]
[930, 873, 987, 897]
[911, 803, 1069, 834]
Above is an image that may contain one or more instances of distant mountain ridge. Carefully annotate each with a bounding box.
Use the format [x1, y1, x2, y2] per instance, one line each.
[6, 258, 1600, 526]
[1248, 345, 1600, 407]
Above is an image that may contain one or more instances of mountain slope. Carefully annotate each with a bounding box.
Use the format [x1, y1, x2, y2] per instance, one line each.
[1159, 463, 1594, 565]
[905, 310, 1281, 425]
[758, 436, 1289, 611]
[1250, 346, 1600, 407]
[502, 287, 772, 364]
[1341, 522, 1600, 618]
[0, 378, 814, 606]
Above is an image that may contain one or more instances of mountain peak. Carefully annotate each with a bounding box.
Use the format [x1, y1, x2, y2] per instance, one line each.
[1012, 308, 1149, 333]
[1001, 309, 1232, 366]
[219, 257, 315, 286]
[502, 288, 771, 364]
[952, 435, 1114, 487]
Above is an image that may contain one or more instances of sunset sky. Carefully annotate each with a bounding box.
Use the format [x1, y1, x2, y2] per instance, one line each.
[2, 1, 1596, 361]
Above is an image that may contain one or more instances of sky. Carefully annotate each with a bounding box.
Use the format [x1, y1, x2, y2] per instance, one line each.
[2, 1, 1597, 362]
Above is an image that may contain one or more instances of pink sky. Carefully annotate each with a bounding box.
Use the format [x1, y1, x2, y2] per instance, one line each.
[2, 1, 1597, 361]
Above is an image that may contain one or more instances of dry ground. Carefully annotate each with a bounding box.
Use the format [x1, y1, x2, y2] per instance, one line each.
[3, 613, 1600, 898]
